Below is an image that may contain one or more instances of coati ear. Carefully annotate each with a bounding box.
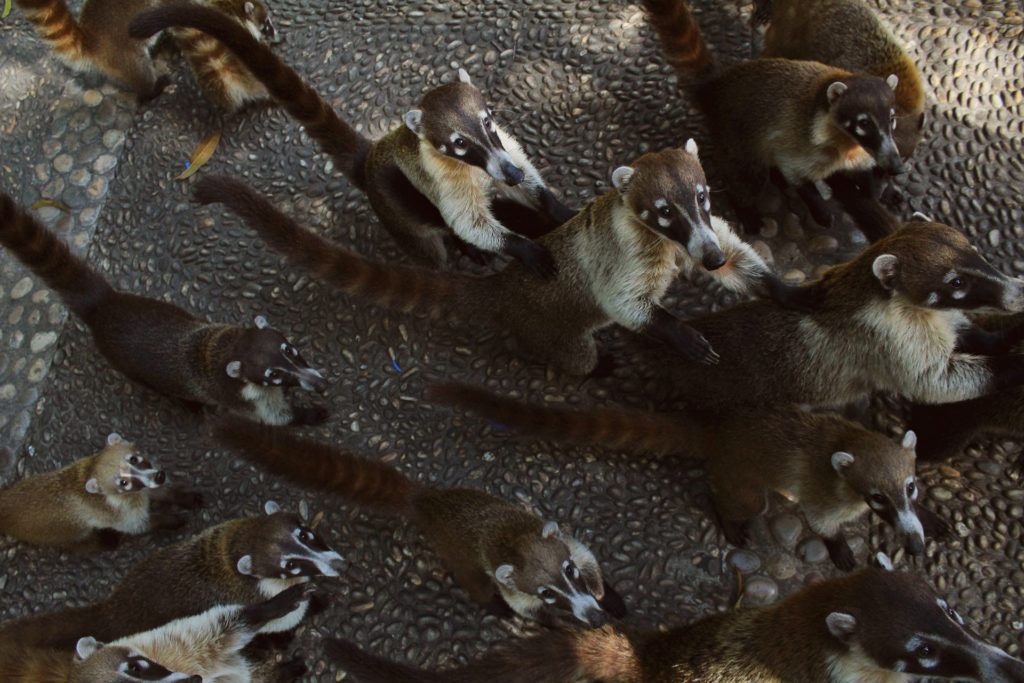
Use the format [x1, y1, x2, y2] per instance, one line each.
[831, 451, 855, 476]
[684, 138, 699, 159]
[911, 211, 933, 222]
[871, 254, 899, 290]
[244, 1, 255, 16]
[826, 81, 848, 105]
[404, 110, 424, 135]
[106, 432, 123, 446]
[458, 68, 472, 85]
[254, 315, 269, 329]
[542, 521, 560, 539]
[901, 430, 917, 451]
[886, 74, 899, 91]
[75, 636, 102, 662]
[237, 555, 255, 576]
[264, 500, 281, 515]
[872, 551, 894, 571]
[226, 361, 242, 379]
[85, 478, 102, 495]
[494, 564, 516, 589]
[826, 612, 858, 644]
[611, 166, 635, 194]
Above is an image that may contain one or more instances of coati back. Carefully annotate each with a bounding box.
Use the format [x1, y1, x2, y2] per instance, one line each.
[429, 383, 942, 570]
[195, 153, 816, 373]
[13, 0, 278, 108]
[755, 0, 925, 158]
[128, 3, 573, 273]
[0, 432, 199, 551]
[324, 567, 1024, 683]
[0, 191, 328, 425]
[210, 416, 624, 628]
[641, 0, 903, 236]
[0, 507, 342, 649]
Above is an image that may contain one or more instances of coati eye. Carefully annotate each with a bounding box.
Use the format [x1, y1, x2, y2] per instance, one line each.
[868, 493, 887, 509]
[537, 587, 556, 604]
[658, 206, 672, 218]
[119, 479, 131, 489]
[285, 560, 299, 571]
[906, 481, 917, 498]
[949, 277, 964, 289]
[453, 137, 467, 148]
[563, 561, 579, 580]
[697, 191, 707, 205]
[265, 369, 280, 380]
[298, 529, 314, 543]
[915, 642, 935, 658]
[129, 455, 142, 465]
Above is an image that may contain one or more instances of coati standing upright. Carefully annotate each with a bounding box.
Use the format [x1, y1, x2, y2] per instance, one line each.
[626, 221, 1024, 409]
[0, 191, 328, 426]
[641, 0, 904, 238]
[12, 0, 279, 109]
[0, 504, 343, 649]
[0, 432, 201, 551]
[194, 148, 819, 372]
[210, 416, 625, 628]
[0, 585, 312, 683]
[128, 2, 573, 273]
[429, 383, 952, 570]
[324, 566, 1024, 683]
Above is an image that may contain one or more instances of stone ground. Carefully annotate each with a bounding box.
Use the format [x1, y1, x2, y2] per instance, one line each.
[0, 0, 1022, 679]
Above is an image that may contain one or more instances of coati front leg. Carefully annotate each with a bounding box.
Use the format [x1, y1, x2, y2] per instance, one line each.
[826, 172, 898, 243]
[794, 181, 837, 227]
[493, 125, 577, 228]
[917, 505, 953, 540]
[148, 485, 204, 510]
[956, 319, 1024, 356]
[822, 534, 857, 571]
[642, 307, 719, 365]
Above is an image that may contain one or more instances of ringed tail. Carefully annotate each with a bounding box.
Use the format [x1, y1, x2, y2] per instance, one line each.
[324, 626, 641, 683]
[427, 382, 697, 456]
[640, 0, 714, 80]
[0, 191, 113, 323]
[14, 0, 91, 65]
[0, 603, 106, 649]
[210, 416, 419, 514]
[193, 174, 473, 319]
[128, 2, 371, 189]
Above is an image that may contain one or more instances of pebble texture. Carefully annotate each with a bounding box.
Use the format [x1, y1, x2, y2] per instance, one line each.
[0, 0, 1022, 678]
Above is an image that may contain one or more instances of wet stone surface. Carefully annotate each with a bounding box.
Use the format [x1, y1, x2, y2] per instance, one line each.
[0, 0, 1023, 678]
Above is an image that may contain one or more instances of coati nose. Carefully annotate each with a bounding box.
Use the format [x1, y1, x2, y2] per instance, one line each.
[584, 608, 609, 628]
[905, 534, 925, 555]
[153, 471, 167, 486]
[885, 155, 905, 176]
[299, 371, 329, 394]
[501, 160, 525, 187]
[702, 250, 727, 271]
[188, 676, 203, 683]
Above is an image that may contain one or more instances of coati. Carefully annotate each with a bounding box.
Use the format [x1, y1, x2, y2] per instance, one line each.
[623, 221, 1024, 409]
[210, 415, 625, 628]
[754, 0, 926, 159]
[12, 0, 278, 109]
[129, 2, 573, 274]
[428, 383, 952, 570]
[324, 566, 1024, 683]
[0, 504, 343, 649]
[0, 432, 201, 552]
[194, 150, 818, 372]
[0, 585, 312, 682]
[641, 0, 903, 237]
[909, 387, 1024, 462]
[0, 191, 329, 426]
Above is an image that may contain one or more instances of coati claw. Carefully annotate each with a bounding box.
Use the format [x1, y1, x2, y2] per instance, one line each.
[507, 236, 558, 279]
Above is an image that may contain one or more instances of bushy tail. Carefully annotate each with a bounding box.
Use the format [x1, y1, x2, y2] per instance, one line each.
[427, 382, 704, 457]
[641, 0, 714, 80]
[14, 0, 91, 65]
[194, 174, 479, 320]
[324, 626, 641, 683]
[0, 603, 105, 649]
[128, 2, 370, 188]
[0, 192, 112, 323]
[210, 416, 419, 514]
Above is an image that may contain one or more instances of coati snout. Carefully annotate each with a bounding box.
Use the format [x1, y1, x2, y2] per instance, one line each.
[829, 74, 904, 175]
[225, 316, 328, 393]
[234, 502, 344, 580]
[406, 69, 526, 187]
[72, 640, 199, 682]
[88, 432, 167, 495]
[612, 143, 726, 271]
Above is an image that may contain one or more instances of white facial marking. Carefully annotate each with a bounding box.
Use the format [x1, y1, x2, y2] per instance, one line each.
[654, 198, 668, 208]
[658, 217, 671, 228]
[639, 210, 650, 220]
[952, 289, 967, 300]
[867, 490, 885, 511]
[897, 505, 925, 542]
[926, 292, 939, 305]
[439, 145, 447, 153]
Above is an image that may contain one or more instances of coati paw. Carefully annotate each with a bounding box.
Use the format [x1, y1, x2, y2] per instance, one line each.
[94, 528, 122, 551]
[453, 239, 493, 266]
[720, 519, 753, 548]
[587, 354, 617, 380]
[176, 488, 204, 509]
[539, 188, 578, 226]
[151, 511, 189, 531]
[762, 274, 826, 312]
[599, 580, 628, 619]
[275, 656, 308, 682]
[672, 324, 720, 366]
[507, 237, 558, 279]
[918, 506, 954, 541]
[824, 536, 858, 572]
[290, 404, 329, 427]
[306, 590, 330, 617]
[138, 75, 171, 104]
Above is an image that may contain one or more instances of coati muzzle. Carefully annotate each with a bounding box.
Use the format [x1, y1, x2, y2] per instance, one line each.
[485, 150, 525, 186]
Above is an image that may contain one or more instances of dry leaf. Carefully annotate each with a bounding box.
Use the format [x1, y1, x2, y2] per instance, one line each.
[2, 0, 11, 19]
[310, 510, 325, 530]
[31, 199, 71, 213]
[175, 129, 221, 180]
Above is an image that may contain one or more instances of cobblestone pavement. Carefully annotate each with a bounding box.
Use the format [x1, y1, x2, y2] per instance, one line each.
[0, 0, 1022, 679]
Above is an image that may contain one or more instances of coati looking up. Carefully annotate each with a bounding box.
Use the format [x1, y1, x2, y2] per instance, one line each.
[428, 383, 951, 570]
[12, 0, 278, 109]
[324, 566, 1024, 683]
[195, 150, 818, 372]
[129, 3, 573, 274]
[630, 221, 1024, 409]
[754, 0, 925, 159]
[0, 432, 201, 552]
[0, 191, 328, 426]
[641, 0, 904, 237]
[0, 585, 312, 683]
[0, 504, 342, 649]
[210, 416, 625, 628]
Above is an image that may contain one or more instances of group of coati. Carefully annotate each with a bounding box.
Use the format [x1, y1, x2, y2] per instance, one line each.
[0, 0, 1023, 681]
